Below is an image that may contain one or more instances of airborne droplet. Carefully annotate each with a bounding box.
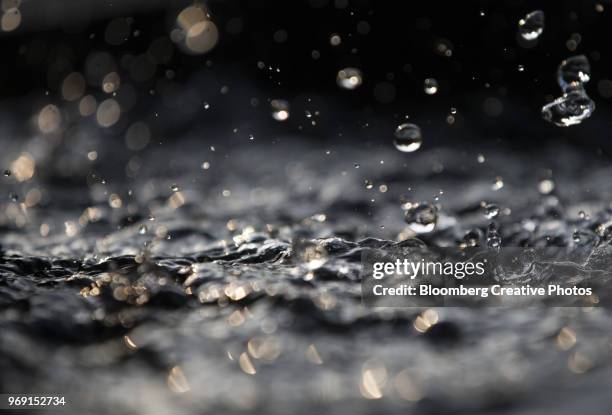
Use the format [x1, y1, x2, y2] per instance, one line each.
[518, 10, 545, 41]
[423, 78, 438, 95]
[543, 55, 595, 127]
[557, 55, 591, 92]
[336, 68, 363, 90]
[393, 123, 423, 153]
[541, 89, 595, 127]
[270, 99, 290, 121]
[403, 202, 438, 234]
[482, 202, 500, 219]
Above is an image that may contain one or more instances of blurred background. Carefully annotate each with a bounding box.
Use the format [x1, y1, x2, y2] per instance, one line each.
[0, 0, 611, 153]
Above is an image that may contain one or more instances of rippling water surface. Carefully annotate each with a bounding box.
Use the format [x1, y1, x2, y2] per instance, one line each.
[2, 135, 612, 414]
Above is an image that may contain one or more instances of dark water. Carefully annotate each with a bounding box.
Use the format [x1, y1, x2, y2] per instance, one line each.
[2, 135, 612, 414]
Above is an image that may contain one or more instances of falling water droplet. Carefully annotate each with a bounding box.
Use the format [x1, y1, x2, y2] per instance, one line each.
[542, 89, 595, 127]
[557, 55, 591, 92]
[170, 184, 180, 192]
[365, 180, 373, 189]
[270, 99, 290, 121]
[482, 202, 500, 219]
[518, 10, 545, 41]
[336, 68, 363, 90]
[403, 202, 438, 234]
[423, 78, 438, 95]
[538, 178, 555, 194]
[543, 55, 595, 127]
[393, 123, 423, 153]
[492, 176, 504, 190]
[3, 170, 10, 177]
[462, 228, 484, 248]
[139, 224, 147, 234]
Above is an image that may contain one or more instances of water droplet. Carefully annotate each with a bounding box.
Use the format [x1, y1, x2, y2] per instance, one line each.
[423, 78, 438, 95]
[518, 64, 525, 72]
[486, 223, 502, 249]
[354, 163, 360, 169]
[365, 180, 373, 189]
[477, 154, 485, 163]
[596, 220, 612, 240]
[492, 176, 504, 190]
[329, 33, 342, 46]
[3, 170, 10, 177]
[393, 123, 423, 153]
[578, 210, 587, 220]
[538, 178, 555, 194]
[170, 184, 180, 192]
[518, 10, 545, 41]
[462, 228, 484, 248]
[542, 89, 595, 127]
[270, 99, 290, 121]
[9, 192, 18, 202]
[139, 224, 147, 234]
[482, 202, 500, 219]
[557, 55, 591, 92]
[403, 202, 438, 234]
[337, 67, 363, 90]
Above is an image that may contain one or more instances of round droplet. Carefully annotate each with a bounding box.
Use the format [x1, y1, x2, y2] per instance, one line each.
[423, 78, 438, 95]
[365, 180, 373, 189]
[336, 67, 363, 90]
[170, 184, 180, 192]
[403, 202, 438, 234]
[462, 228, 484, 248]
[482, 203, 500, 219]
[538, 178, 555, 194]
[542, 89, 595, 127]
[271, 99, 290, 121]
[518, 10, 545, 41]
[3, 170, 10, 177]
[139, 224, 147, 234]
[329, 34, 342, 46]
[393, 123, 423, 153]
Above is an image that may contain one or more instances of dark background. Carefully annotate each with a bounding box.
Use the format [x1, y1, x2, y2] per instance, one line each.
[0, 0, 610, 150]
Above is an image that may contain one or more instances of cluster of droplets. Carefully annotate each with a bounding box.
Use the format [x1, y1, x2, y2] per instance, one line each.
[542, 55, 595, 127]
